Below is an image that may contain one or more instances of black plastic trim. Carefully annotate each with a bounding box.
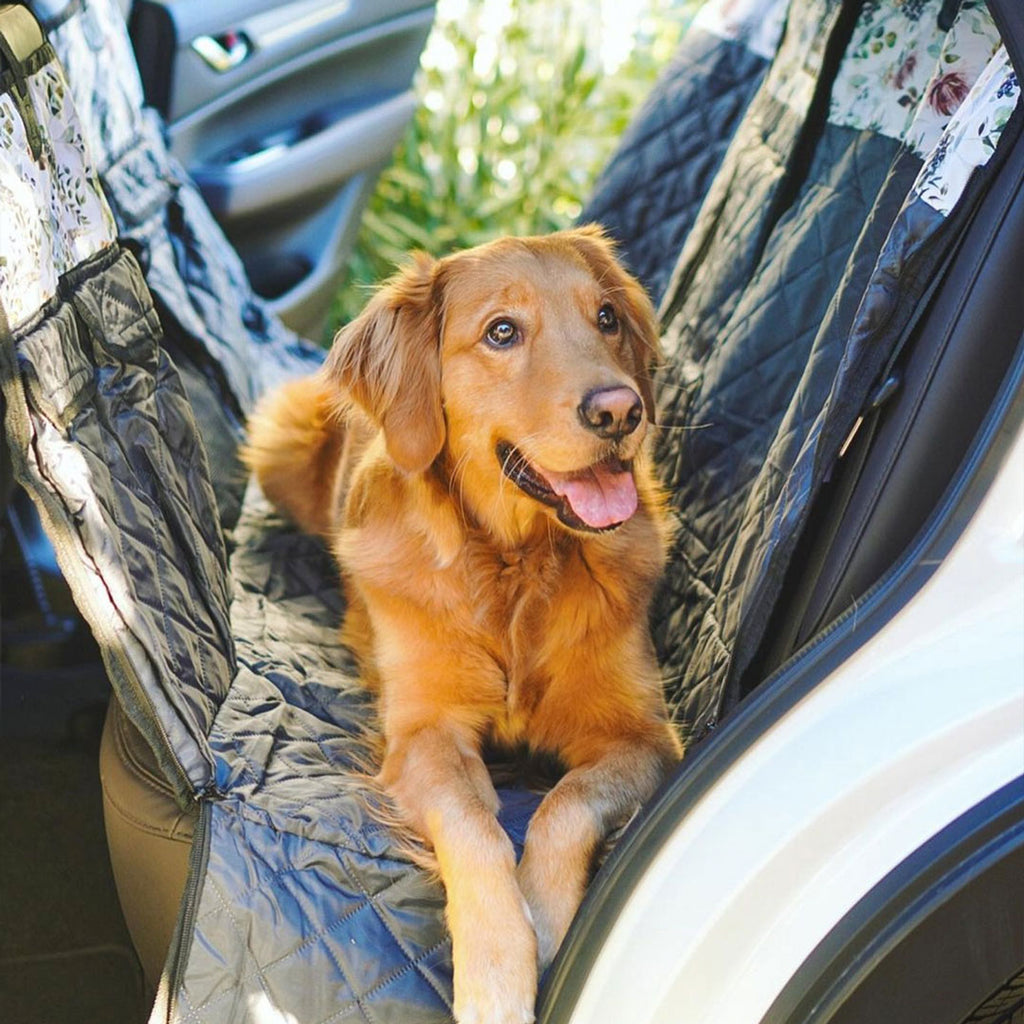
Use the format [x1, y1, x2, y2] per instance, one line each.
[989, 0, 1024, 83]
[793, 113, 1024, 650]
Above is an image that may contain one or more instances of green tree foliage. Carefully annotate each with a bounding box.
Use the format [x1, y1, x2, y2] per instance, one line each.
[331, 0, 691, 329]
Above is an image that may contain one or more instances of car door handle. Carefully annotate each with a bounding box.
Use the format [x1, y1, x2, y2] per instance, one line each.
[191, 32, 252, 73]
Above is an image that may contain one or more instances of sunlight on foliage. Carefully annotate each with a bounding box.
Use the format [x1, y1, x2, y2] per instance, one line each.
[331, 0, 694, 328]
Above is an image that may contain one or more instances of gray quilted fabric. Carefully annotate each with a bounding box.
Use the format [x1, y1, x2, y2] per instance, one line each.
[176, 485, 544, 1021]
[646, 0, 873, 740]
[650, 0, 1019, 743]
[172, 485, 544, 1023]
[0, 245, 228, 798]
[653, 121, 907, 737]
[581, 25, 771, 306]
[34, 0, 324, 530]
[177, 488, 454, 1022]
[0, 25, 465, 1021]
[36, 0, 323, 420]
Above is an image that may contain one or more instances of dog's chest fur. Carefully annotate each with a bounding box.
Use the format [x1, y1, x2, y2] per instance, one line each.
[455, 527, 640, 742]
[470, 538, 563, 678]
[339, 456, 665, 749]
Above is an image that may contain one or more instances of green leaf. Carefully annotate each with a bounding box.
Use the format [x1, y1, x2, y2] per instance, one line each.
[330, 0, 700, 333]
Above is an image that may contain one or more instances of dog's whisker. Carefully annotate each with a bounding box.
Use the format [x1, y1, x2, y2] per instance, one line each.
[450, 449, 474, 523]
[651, 421, 714, 434]
[545, 518, 559, 561]
[653, 377, 699, 393]
[495, 454, 519, 521]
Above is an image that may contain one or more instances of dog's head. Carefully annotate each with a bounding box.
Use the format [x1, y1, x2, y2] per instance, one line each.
[324, 226, 661, 537]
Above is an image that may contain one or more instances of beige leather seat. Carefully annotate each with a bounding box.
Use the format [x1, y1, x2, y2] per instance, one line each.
[99, 698, 197, 989]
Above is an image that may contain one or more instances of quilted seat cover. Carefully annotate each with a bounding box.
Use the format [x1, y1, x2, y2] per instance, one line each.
[36, 0, 324, 532]
[3, 4, 534, 1020]
[602, 0, 1021, 745]
[2, 1, 1021, 1023]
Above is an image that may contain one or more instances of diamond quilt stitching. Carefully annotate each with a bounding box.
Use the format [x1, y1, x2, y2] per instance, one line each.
[582, 26, 770, 304]
[652, 122, 904, 735]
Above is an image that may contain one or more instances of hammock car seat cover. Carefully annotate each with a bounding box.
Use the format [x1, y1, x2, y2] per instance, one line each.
[2, 1, 1020, 1022]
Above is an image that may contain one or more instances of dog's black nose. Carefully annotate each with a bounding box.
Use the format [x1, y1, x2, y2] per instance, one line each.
[578, 386, 643, 439]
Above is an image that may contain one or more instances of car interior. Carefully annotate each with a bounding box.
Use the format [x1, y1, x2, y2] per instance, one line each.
[1, 0, 1022, 1022]
[129, 0, 436, 338]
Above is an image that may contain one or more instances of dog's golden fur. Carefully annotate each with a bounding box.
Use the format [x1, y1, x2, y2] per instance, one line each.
[245, 226, 682, 1024]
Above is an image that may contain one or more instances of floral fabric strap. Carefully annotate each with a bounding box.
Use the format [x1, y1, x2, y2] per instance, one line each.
[0, 5, 115, 332]
[0, 4, 45, 160]
[829, 0, 1002, 148]
[828, 0, 1020, 215]
[913, 42, 1019, 214]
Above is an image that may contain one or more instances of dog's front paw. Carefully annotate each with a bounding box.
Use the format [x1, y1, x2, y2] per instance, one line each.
[517, 851, 583, 970]
[454, 990, 535, 1024]
[451, 906, 537, 1024]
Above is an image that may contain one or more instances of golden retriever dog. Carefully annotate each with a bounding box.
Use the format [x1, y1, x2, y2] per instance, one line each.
[245, 226, 682, 1024]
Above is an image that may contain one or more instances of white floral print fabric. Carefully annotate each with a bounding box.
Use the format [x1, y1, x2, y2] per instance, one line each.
[829, 0, 950, 139]
[914, 45, 1020, 216]
[825, 0, 1018, 218]
[0, 58, 116, 331]
[828, 0, 1003, 153]
[47, 0, 146, 173]
[903, 1, 1004, 157]
[0, 92, 54, 329]
[693, 0, 789, 61]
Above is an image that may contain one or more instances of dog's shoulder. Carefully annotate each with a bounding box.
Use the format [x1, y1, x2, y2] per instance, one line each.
[337, 440, 467, 581]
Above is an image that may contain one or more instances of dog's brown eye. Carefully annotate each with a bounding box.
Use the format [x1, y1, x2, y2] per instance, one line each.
[597, 304, 619, 334]
[485, 319, 520, 349]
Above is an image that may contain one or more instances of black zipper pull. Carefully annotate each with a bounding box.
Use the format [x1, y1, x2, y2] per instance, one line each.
[866, 370, 902, 412]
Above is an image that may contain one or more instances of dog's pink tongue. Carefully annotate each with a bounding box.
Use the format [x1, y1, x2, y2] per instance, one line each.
[546, 461, 638, 529]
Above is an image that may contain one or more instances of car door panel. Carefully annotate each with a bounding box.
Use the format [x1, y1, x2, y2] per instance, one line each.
[130, 0, 435, 336]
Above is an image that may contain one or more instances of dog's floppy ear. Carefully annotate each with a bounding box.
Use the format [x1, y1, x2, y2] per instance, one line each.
[324, 251, 445, 474]
[564, 224, 663, 422]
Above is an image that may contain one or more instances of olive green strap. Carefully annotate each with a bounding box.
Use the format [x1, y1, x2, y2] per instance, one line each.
[0, 4, 45, 161]
[0, 4, 43, 60]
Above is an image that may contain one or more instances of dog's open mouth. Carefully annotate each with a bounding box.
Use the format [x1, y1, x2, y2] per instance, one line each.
[496, 441, 638, 531]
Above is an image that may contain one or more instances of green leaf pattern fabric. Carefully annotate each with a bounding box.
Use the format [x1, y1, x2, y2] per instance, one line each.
[0, 57, 115, 330]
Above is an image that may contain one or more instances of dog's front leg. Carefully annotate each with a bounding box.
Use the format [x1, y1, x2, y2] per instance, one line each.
[384, 725, 538, 1024]
[517, 734, 679, 968]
